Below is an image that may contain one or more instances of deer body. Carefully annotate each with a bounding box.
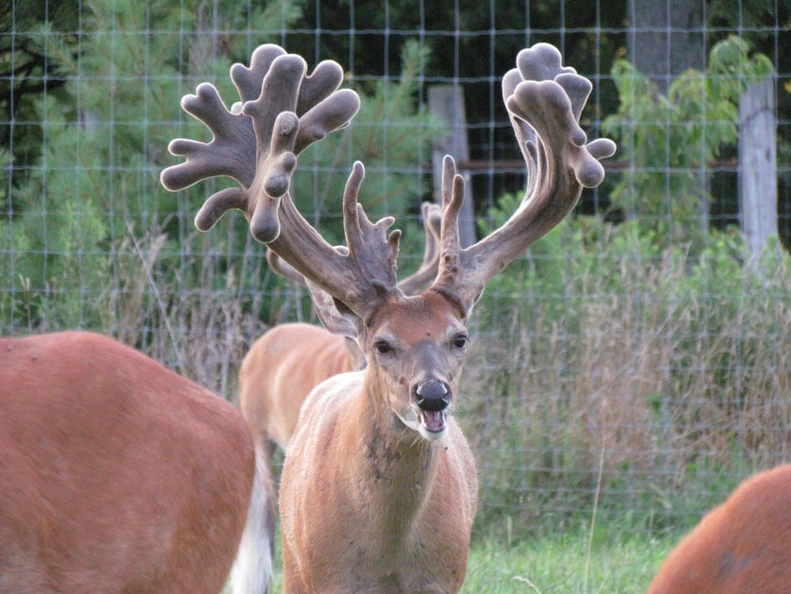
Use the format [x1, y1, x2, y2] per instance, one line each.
[646, 464, 791, 594]
[240, 322, 358, 451]
[280, 292, 477, 593]
[0, 331, 273, 594]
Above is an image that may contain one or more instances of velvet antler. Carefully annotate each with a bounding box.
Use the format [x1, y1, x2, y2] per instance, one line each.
[161, 44, 360, 243]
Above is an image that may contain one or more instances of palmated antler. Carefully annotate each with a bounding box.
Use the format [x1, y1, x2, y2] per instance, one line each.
[267, 200, 442, 296]
[162, 44, 403, 318]
[431, 43, 616, 313]
[160, 44, 360, 243]
[163, 43, 614, 327]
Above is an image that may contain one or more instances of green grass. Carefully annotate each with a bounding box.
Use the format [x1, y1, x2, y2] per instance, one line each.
[461, 528, 672, 594]
[260, 521, 680, 594]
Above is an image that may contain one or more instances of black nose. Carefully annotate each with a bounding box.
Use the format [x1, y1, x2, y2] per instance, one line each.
[414, 380, 451, 412]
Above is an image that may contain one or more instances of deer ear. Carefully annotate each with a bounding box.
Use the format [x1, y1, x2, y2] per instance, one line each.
[306, 279, 359, 339]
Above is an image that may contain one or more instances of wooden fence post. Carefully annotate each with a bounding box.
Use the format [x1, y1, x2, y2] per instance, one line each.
[428, 85, 477, 248]
[739, 80, 777, 257]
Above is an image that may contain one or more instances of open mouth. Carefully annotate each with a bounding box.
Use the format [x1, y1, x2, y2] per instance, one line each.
[419, 409, 447, 434]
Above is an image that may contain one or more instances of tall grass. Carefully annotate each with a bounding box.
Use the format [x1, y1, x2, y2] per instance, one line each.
[1, 219, 279, 398]
[103, 226, 269, 397]
[464, 222, 791, 539]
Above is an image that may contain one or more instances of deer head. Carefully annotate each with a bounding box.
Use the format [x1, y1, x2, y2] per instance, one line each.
[162, 43, 615, 442]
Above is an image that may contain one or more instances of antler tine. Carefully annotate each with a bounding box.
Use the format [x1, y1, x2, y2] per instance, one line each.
[160, 83, 257, 193]
[432, 43, 616, 313]
[395, 201, 443, 296]
[231, 44, 287, 103]
[266, 249, 307, 287]
[264, 161, 400, 319]
[269, 199, 439, 296]
[261, 160, 401, 316]
[160, 44, 361, 244]
[340, 162, 401, 300]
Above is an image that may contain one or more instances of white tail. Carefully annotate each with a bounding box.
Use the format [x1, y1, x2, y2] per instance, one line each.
[240, 202, 442, 453]
[647, 464, 791, 594]
[0, 331, 272, 594]
[162, 42, 614, 592]
[231, 446, 276, 594]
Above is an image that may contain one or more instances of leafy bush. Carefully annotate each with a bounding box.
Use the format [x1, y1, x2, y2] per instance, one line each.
[602, 35, 773, 253]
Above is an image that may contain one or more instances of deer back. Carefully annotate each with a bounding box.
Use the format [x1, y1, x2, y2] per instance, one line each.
[0, 331, 261, 594]
[239, 322, 355, 450]
[646, 464, 791, 594]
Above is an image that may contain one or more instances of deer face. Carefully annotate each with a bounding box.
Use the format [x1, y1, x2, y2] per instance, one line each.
[362, 290, 469, 441]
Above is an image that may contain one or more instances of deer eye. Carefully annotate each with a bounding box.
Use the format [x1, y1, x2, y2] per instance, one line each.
[374, 340, 394, 355]
[452, 334, 468, 349]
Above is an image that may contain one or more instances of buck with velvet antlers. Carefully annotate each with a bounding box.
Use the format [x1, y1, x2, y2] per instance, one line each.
[162, 42, 614, 593]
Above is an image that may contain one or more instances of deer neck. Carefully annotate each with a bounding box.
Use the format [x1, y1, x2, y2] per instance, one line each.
[347, 371, 441, 533]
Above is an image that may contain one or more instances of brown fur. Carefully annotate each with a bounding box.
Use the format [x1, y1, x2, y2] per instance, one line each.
[0, 331, 256, 594]
[647, 464, 791, 594]
[279, 292, 478, 593]
[239, 323, 362, 451]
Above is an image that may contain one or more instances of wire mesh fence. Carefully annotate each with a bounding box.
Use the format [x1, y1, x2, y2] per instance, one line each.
[2, 0, 790, 538]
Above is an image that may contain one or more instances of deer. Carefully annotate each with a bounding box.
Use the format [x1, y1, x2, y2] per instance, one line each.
[161, 42, 615, 593]
[645, 464, 791, 594]
[239, 201, 442, 454]
[0, 331, 272, 594]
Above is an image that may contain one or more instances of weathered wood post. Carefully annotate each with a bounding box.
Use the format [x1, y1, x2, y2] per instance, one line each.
[739, 79, 777, 257]
[429, 85, 477, 247]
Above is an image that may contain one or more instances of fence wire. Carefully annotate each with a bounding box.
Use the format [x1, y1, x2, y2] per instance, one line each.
[2, 0, 790, 537]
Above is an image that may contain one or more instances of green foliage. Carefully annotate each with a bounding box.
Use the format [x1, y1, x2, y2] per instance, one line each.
[708, 0, 775, 32]
[3, 0, 299, 331]
[1, 0, 441, 333]
[603, 35, 774, 252]
[290, 39, 442, 246]
[477, 189, 667, 329]
[0, 0, 81, 175]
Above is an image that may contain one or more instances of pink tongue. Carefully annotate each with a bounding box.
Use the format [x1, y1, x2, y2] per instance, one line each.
[422, 411, 445, 432]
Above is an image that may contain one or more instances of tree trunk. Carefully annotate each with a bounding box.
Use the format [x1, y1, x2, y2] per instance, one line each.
[627, 0, 705, 95]
[628, 0, 709, 228]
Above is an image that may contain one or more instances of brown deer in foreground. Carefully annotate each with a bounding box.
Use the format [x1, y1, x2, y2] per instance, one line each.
[646, 464, 791, 594]
[240, 201, 442, 453]
[162, 42, 615, 593]
[0, 331, 271, 594]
